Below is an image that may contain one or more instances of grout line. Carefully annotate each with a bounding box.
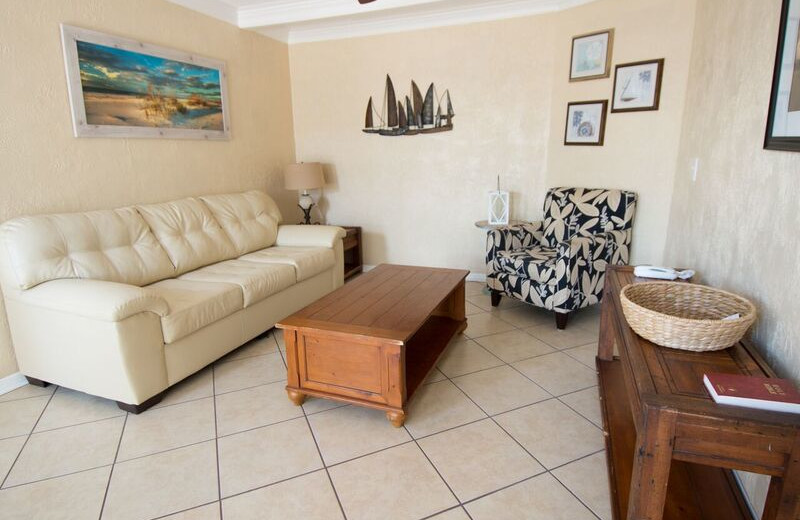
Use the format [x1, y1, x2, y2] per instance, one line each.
[97, 412, 128, 519]
[406, 424, 462, 508]
[299, 403, 348, 519]
[211, 364, 224, 519]
[2, 463, 114, 492]
[0, 389, 56, 489]
[0, 387, 58, 404]
[148, 500, 220, 520]
[551, 469, 604, 520]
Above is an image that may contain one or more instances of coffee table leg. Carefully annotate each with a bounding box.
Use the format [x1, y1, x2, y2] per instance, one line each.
[386, 410, 406, 428]
[287, 389, 306, 406]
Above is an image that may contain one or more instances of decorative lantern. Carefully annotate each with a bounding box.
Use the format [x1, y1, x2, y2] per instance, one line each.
[488, 176, 510, 225]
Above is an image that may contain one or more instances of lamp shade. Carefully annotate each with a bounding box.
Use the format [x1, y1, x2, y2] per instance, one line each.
[284, 162, 325, 190]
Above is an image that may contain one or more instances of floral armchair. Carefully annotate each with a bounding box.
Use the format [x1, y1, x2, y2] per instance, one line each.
[486, 187, 637, 329]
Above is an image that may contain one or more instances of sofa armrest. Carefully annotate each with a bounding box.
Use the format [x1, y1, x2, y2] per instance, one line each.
[276, 225, 346, 248]
[9, 279, 169, 322]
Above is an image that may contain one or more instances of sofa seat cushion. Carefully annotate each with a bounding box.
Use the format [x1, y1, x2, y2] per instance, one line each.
[494, 246, 559, 285]
[200, 191, 282, 256]
[178, 259, 295, 307]
[146, 279, 244, 343]
[239, 246, 334, 282]
[136, 198, 237, 276]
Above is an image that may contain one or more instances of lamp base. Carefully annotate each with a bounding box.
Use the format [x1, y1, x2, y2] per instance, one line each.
[298, 203, 315, 225]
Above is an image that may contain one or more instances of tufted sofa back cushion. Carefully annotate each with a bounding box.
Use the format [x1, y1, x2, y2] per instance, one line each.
[200, 190, 282, 256]
[542, 187, 637, 247]
[136, 197, 237, 276]
[0, 208, 175, 290]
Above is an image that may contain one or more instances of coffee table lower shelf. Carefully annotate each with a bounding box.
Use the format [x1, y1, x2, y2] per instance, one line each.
[597, 357, 753, 520]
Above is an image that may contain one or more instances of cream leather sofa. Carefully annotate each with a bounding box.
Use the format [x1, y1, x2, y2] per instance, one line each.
[0, 190, 345, 412]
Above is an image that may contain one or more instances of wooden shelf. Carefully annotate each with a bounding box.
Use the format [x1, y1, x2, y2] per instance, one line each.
[340, 226, 363, 281]
[405, 315, 463, 399]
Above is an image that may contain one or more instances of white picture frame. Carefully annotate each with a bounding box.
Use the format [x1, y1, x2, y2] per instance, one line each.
[570, 29, 614, 81]
[564, 100, 608, 146]
[60, 24, 230, 139]
[611, 59, 665, 113]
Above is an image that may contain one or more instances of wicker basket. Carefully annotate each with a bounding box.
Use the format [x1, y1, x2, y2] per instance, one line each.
[619, 282, 756, 352]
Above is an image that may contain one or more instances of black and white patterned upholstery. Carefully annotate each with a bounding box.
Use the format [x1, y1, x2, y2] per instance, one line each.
[486, 187, 637, 318]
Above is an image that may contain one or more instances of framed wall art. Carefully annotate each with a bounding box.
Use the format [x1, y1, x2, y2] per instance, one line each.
[570, 29, 614, 81]
[564, 100, 608, 146]
[611, 59, 664, 113]
[60, 24, 230, 139]
[765, 0, 800, 151]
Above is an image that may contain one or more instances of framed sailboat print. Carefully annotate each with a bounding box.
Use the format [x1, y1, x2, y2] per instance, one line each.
[765, 0, 800, 151]
[611, 59, 664, 113]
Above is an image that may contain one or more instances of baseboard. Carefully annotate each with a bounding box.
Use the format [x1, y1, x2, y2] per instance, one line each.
[0, 372, 26, 395]
[362, 264, 486, 283]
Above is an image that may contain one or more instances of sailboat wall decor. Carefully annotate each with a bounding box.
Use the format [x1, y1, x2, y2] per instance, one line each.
[362, 75, 455, 136]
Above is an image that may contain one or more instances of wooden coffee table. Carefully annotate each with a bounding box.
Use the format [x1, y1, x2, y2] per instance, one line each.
[276, 264, 468, 427]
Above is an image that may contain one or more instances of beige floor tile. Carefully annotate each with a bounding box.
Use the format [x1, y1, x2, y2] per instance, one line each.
[466, 473, 596, 520]
[214, 352, 286, 394]
[491, 306, 553, 328]
[309, 405, 411, 465]
[155, 368, 213, 409]
[560, 386, 602, 427]
[222, 470, 343, 520]
[217, 335, 278, 364]
[452, 365, 550, 415]
[35, 388, 123, 432]
[495, 399, 603, 469]
[4, 416, 123, 487]
[429, 508, 472, 520]
[117, 397, 215, 462]
[564, 343, 598, 368]
[216, 380, 302, 437]
[465, 302, 485, 316]
[275, 331, 285, 350]
[437, 339, 503, 378]
[404, 380, 486, 438]
[302, 397, 347, 415]
[526, 324, 598, 350]
[0, 437, 26, 482]
[103, 441, 218, 520]
[424, 367, 447, 384]
[512, 352, 596, 396]
[0, 466, 111, 520]
[161, 503, 220, 519]
[463, 312, 516, 338]
[467, 293, 523, 312]
[475, 330, 556, 363]
[0, 396, 49, 439]
[328, 442, 457, 520]
[0, 384, 56, 403]
[465, 282, 486, 297]
[570, 308, 601, 329]
[553, 451, 612, 520]
[218, 417, 322, 497]
[419, 419, 543, 501]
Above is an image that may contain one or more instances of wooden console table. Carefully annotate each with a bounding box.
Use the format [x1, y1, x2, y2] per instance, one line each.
[598, 266, 800, 520]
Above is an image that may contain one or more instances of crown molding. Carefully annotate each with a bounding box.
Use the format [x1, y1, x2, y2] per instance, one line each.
[168, 0, 238, 25]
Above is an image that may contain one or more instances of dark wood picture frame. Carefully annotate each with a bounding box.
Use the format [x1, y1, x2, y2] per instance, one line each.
[611, 58, 665, 113]
[765, 0, 800, 151]
[564, 100, 608, 146]
[569, 29, 614, 82]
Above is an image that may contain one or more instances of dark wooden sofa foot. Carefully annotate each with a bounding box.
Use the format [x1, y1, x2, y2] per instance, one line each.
[25, 376, 50, 387]
[116, 390, 167, 414]
[490, 290, 502, 307]
[555, 312, 570, 330]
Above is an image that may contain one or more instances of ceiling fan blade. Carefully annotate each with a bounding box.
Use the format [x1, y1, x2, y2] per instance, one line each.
[358, 0, 377, 4]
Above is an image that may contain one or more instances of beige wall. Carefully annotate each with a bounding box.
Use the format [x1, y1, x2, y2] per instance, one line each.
[0, 0, 296, 377]
[664, 1, 800, 512]
[289, 0, 696, 275]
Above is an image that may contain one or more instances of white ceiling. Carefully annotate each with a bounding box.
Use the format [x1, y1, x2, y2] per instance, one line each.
[168, 0, 597, 43]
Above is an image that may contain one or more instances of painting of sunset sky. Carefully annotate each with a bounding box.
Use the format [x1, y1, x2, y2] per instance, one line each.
[76, 40, 224, 130]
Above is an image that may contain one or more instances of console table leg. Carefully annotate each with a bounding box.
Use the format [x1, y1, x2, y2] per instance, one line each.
[762, 434, 800, 520]
[627, 405, 677, 520]
[386, 410, 406, 428]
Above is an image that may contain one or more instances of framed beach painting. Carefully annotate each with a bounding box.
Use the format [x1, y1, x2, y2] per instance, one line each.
[611, 59, 664, 113]
[60, 24, 230, 139]
[564, 100, 608, 146]
[765, 0, 800, 151]
[570, 29, 614, 81]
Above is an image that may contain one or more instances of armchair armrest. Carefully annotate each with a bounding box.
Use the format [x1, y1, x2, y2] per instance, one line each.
[486, 221, 544, 268]
[554, 232, 619, 309]
[9, 279, 169, 322]
[276, 225, 346, 248]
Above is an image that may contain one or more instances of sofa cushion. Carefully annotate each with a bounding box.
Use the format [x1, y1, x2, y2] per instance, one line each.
[178, 259, 295, 307]
[0, 208, 175, 290]
[136, 198, 237, 276]
[239, 246, 334, 281]
[200, 191, 282, 256]
[146, 279, 243, 343]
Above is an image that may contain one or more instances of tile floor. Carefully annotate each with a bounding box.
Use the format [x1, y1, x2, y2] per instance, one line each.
[0, 282, 610, 520]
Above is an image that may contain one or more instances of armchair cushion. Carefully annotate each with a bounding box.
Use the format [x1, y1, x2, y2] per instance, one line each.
[493, 246, 558, 284]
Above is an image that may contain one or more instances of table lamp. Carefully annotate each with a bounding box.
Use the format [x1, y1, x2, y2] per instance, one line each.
[284, 162, 325, 224]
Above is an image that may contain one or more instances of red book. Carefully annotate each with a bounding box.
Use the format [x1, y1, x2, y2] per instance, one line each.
[703, 373, 800, 414]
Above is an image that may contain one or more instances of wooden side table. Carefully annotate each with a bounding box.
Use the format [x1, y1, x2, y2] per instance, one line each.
[340, 226, 362, 281]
